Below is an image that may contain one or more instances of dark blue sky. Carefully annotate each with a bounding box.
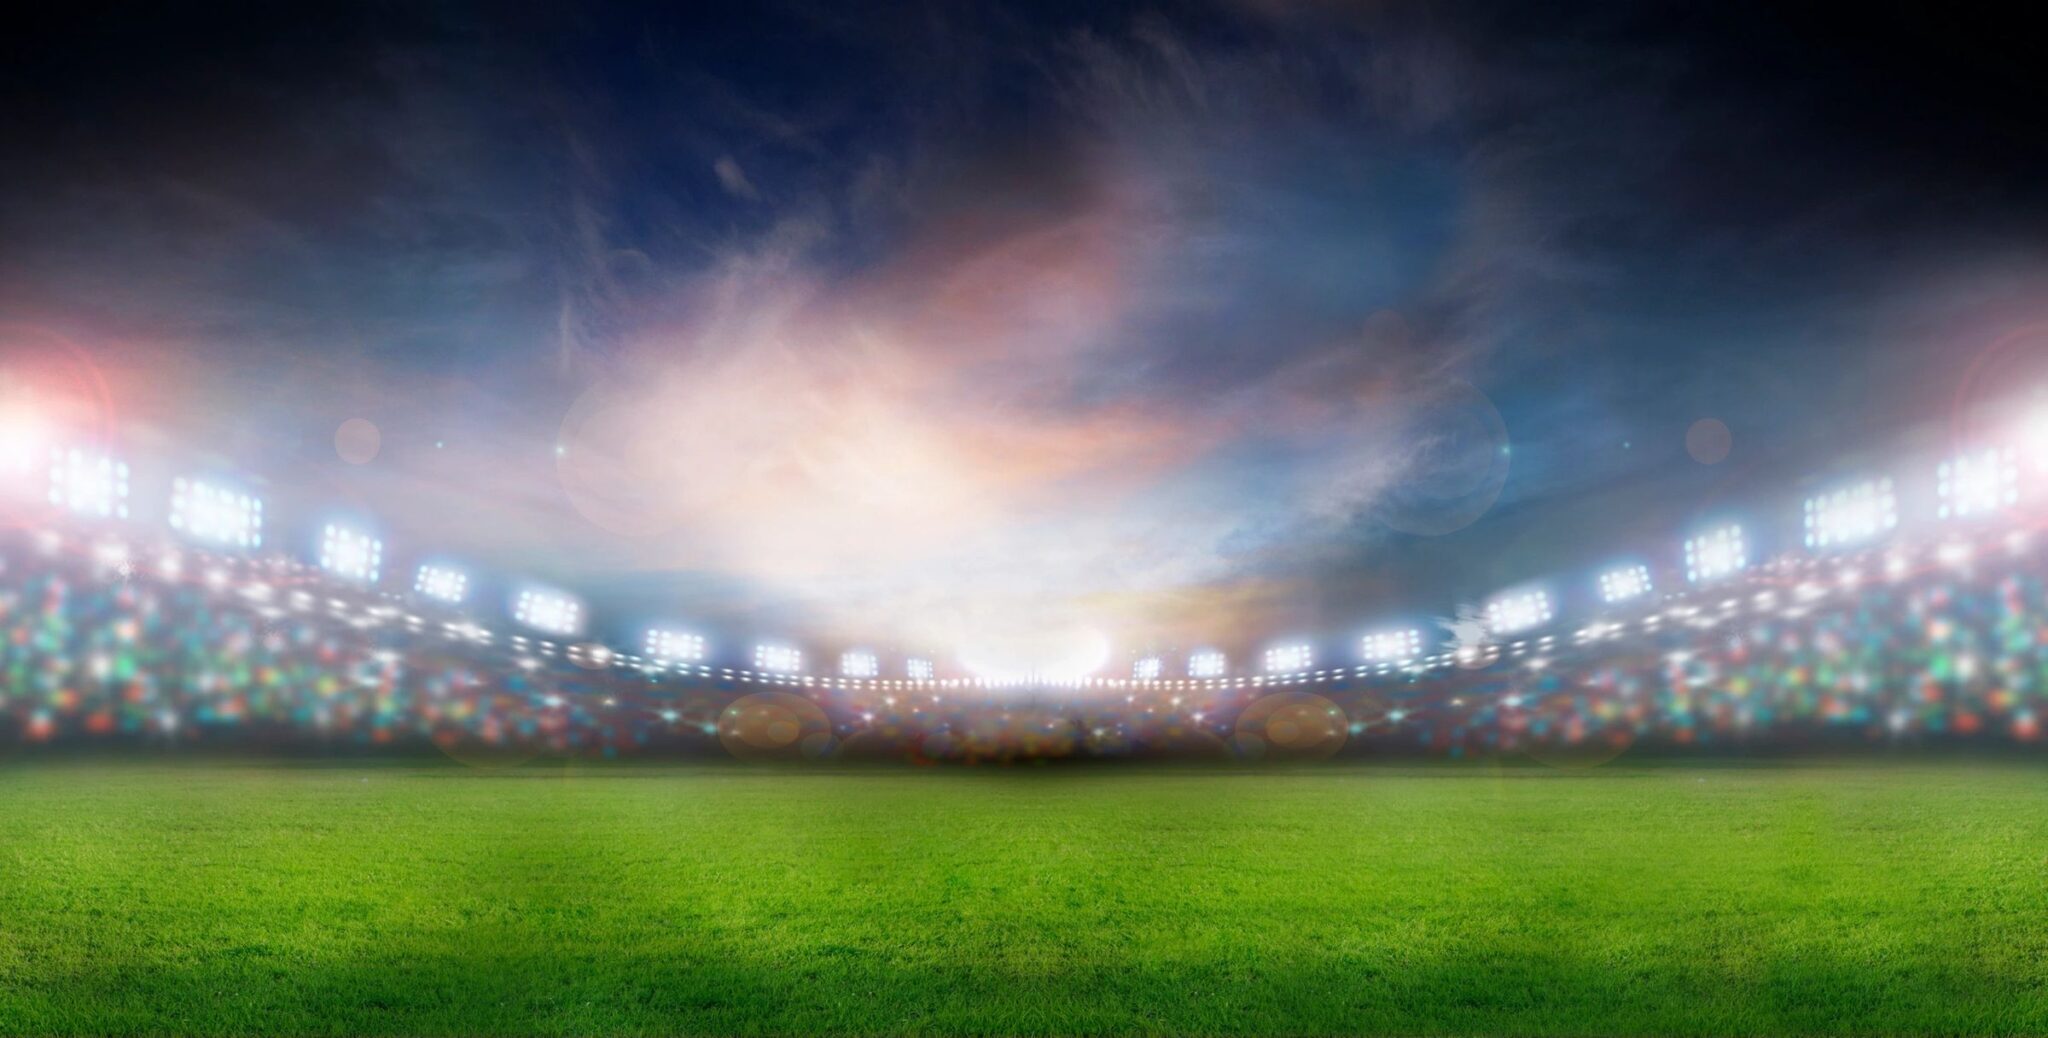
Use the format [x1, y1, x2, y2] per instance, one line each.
[5, 2, 2048, 662]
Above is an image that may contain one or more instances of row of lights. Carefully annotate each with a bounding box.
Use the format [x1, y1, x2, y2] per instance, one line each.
[21, 405, 2048, 686]
[1127, 431, 2044, 678]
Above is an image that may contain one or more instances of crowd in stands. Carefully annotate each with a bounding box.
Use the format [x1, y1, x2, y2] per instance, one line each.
[4, 521, 2045, 763]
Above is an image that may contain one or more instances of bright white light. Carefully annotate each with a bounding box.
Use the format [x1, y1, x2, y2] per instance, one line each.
[48, 447, 129, 519]
[1263, 643, 1312, 673]
[1939, 448, 2019, 519]
[645, 628, 706, 662]
[2025, 409, 2048, 471]
[1360, 629, 1422, 663]
[841, 650, 878, 677]
[1133, 656, 1163, 681]
[1598, 564, 1652, 603]
[0, 407, 45, 483]
[957, 628, 1109, 684]
[907, 658, 934, 681]
[755, 643, 803, 673]
[169, 479, 262, 549]
[514, 587, 582, 635]
[1486, 590, 1553, 636]
[414, 564, 468, 603]
[1804, 479, 1897, 549]
[1685, 524, 1747, 583]
[1189, 650, 1227, 678]
[318, 524, 381, 582]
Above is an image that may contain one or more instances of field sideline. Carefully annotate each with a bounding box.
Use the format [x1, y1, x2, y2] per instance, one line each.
[4, 757, 2048, 1036]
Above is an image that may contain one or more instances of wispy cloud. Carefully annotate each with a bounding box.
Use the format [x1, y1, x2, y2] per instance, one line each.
[11, 2, 2041, 657]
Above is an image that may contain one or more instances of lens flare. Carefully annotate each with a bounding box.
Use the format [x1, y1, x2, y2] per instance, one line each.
[718, 692, 835, 761]
[1232, 692, 1348, 761]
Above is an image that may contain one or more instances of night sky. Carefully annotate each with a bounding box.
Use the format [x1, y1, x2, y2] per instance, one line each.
[5, 2, 2048, 668]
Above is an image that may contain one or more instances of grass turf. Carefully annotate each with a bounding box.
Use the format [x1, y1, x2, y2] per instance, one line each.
[4, 758, 2048, 1035]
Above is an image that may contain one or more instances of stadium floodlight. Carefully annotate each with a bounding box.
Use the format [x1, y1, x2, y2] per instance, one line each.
[1938, 448, 2020, 519]
[1804, 479, 1897, 549]
[645, 628, 706, 662]
[1133, 656, 1163, 681]
[841, 651, 878, 678]
[413, 564, 468, 604]
[1597, 564, 1653, 604]
[1485, 590, 1553, 636]
[1360, 629, 1422, 663]
[1684, 523, 1747, 583]
[318, 524, 382, 583]
[907, 657, 934, 680]
[168, 479, 262, 549]
[48, 447, 129, 519]
[1263, 643, 1312, 673]
[1188, 650, 1227, 678]
[755, 643, 803, 674]
[513, 587, 582, 635]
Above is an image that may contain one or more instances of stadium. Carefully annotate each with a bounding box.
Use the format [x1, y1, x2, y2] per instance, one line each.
[8, 3, 2048, 1036]
[6, 399, 2048, 763]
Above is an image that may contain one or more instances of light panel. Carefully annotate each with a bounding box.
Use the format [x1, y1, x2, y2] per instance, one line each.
[1360, 629, 1422, 663]
[413, 564, 468, 604]
[1804, 478, 1897, 549]
[318, 524, 382, 583]
[1597, 564, 1652, 604]
[907, 658, 934, 681]
[1188, 650, 1227, 678]
[841, 651, 878, 678]
[754, 643, 803, 674]
[169, 479, 261, 549]
[1486, 590, 1553, 636]
[1133, 656, 1163, 681]
[48, 447, 129, 519]
[1684, 524, 1747, 583]
[514, 587, 582, 635]
[1263, 643, 1312, 673]
[645, 628, 706, 662]
[1938, 448, 2019, 519]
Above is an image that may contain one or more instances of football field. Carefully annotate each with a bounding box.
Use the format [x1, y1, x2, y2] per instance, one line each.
[3, 757, 2047, 1036]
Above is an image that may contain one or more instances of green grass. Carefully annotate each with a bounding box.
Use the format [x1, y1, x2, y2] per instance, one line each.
[5, 758, 2048, 1036]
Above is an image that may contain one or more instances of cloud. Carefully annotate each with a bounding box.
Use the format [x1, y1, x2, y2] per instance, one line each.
[712, 155, 761, 200]
[32, 2, 2033, 660]
[509, 10, 1568, 651]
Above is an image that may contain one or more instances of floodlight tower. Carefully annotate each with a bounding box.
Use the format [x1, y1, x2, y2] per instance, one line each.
[1484, 589, 1552, 637]
[1360, 628, 1423, 664]
[169, 479, 262, 550]
[645, 628, 706, 663]
[1938, 448, 2020, 519]
[1596, 564, 1653, 604]
[513, 586, 583, 635]
[1262, 643, 1312, 674]
[48, 447, 129, 520]
[318, 524, 382, 583]
[1803, 479, 1897, 550]
[414, 564, 469, 604]
[754, 643, 803, 674]
[1188, 650, 1227, 678]
[1684, 524, 1747, 583]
